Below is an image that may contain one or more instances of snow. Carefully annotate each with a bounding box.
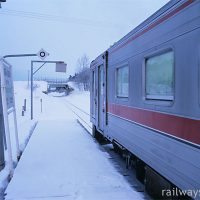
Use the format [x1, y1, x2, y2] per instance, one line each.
[1, 81, 144, 200]
[0, 81, 46, 195]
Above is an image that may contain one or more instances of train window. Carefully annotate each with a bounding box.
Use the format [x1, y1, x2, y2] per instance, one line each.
[116, 65, 129, 98]
[145, 51, 174, 100]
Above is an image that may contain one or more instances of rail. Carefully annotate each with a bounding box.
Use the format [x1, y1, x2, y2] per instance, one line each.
[61, 99, 92, 134]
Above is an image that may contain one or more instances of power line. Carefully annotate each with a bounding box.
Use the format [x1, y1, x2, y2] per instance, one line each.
[0, 9, 120, 29]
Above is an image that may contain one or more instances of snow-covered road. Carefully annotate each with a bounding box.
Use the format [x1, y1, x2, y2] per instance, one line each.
[4, 82, 144, 200]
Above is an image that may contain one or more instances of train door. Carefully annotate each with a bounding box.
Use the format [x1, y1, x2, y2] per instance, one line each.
[91, 70, 96, 119]
[98, 64, 104, 131]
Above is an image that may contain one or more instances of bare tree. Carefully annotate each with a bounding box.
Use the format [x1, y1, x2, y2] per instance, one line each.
[75, 54, 90, 91]
[76, 54, 90, 72]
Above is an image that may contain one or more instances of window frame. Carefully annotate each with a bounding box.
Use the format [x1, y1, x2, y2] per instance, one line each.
[115, 64, 129, 98]
[144, 49, 175, 101]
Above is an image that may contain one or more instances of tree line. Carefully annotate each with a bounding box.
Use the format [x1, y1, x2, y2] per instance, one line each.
[68, 54, 90, 91]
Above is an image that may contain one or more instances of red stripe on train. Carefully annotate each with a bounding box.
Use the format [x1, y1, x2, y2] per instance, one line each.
[111, 0, 194, 54]
[108, 103, 200, 145]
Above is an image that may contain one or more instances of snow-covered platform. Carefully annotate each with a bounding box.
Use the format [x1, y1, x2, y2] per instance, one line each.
[5, 100, 143, 200]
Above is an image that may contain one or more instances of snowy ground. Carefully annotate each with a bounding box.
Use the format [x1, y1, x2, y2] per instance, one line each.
[1, 81, 144, 200]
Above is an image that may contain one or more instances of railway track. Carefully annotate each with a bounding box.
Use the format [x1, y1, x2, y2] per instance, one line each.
[61, 99, 151, 200]
[60, 99, 92, 134]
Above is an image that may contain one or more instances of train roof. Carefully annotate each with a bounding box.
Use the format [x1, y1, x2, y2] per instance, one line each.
[91, 0, 194, 67]
[108, 0, 185, 52]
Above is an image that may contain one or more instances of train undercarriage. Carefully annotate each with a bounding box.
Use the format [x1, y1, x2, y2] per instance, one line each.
[92, 124, 192, 200]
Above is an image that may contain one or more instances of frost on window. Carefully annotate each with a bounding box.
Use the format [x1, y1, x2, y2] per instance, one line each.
[117, 66, 129, 97]
[146, 51, 174, 100]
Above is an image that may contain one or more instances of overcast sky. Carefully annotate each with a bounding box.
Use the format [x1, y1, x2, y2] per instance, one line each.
[0, 0, 169, 80]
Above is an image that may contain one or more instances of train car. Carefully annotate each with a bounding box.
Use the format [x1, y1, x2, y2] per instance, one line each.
[90, 0, 200, 199]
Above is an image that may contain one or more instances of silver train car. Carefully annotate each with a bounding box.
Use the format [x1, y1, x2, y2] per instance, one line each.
[90, 0, 200, 199]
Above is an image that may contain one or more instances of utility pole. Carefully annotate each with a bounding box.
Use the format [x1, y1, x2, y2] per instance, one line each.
[30, 60, 66, 120]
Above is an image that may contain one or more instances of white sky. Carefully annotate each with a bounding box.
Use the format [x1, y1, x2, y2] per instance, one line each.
[0, 0, 169, 80]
